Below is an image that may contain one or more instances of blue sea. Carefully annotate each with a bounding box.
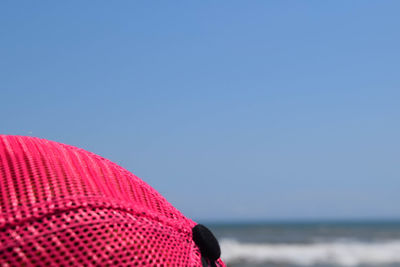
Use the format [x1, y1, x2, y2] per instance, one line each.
[208, 221, 400, 267]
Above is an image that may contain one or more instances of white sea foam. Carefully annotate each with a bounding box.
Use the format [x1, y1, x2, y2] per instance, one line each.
[220, 238, 400, 266]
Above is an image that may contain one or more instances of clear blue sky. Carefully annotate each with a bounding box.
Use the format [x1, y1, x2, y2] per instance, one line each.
[1, 1, 399, 221]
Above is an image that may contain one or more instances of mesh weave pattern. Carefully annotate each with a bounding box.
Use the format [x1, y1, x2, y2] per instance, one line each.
[0, 135, 225, 266]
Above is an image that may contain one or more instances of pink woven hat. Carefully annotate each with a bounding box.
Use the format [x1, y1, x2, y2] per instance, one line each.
[0, 135, 225, 267]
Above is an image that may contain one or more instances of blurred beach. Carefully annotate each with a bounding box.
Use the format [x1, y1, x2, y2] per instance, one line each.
[209, 221, 400, 267]
[2, 1, 400, 266]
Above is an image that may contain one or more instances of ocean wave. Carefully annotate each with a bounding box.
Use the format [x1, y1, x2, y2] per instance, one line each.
[220, 238, 400, 266]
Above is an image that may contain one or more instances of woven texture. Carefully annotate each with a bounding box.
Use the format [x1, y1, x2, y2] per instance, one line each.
[0, 135, 225, 266]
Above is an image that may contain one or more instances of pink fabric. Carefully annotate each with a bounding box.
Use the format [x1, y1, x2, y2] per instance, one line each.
[0, 135, 225, 266]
